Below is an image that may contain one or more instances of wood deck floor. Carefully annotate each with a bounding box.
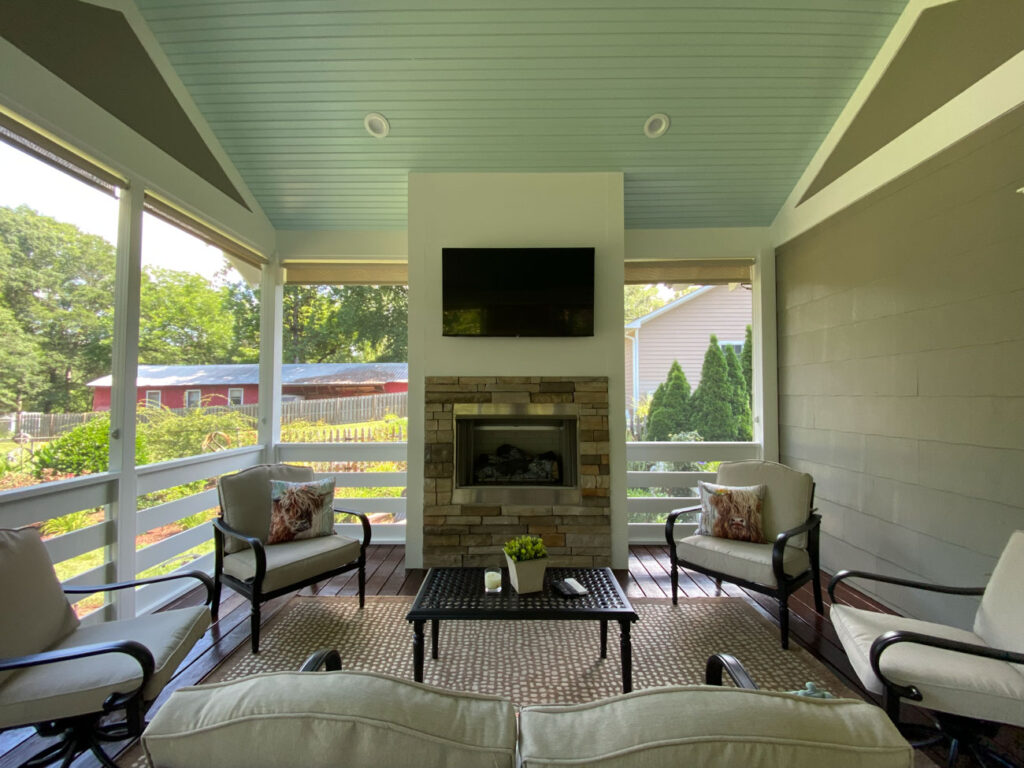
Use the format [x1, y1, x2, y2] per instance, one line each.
[1, 545, 1017, 767]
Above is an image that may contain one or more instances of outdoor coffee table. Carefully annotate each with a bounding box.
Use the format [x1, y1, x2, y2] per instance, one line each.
[406, 567, 639, 692]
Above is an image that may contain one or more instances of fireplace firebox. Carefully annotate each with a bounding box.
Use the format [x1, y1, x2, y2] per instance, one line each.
[452, 403, 579, 505]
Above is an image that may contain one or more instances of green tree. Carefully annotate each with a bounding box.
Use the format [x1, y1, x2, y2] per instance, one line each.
[0, 304, 43, 412]
[624, 284, 681, 323]
[644, 360, 691, 441]
[688, 335, 736, 441]
[139, 267, 238, 365]
[741, 324, 753, 406]
[0, 205, 117, 412]
[725, 345, 752, 441]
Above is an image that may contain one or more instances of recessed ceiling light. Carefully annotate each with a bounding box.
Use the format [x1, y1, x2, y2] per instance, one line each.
[1016, 186, 1024, 195]
[644, 113, 670, 139]
[364, 112, 390, 139]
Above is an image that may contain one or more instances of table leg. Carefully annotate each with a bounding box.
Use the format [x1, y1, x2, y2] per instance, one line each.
[619, 620, 633, 693]
[431, 618, 439, 659]
[600, 619, 608, 658]
[413, 620, 424, 682]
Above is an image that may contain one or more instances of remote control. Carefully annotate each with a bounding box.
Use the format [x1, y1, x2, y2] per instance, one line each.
[564, 577, 588, 595]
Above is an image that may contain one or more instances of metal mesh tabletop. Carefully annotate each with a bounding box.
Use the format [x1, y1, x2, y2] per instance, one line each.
[407, 567, 637, 621]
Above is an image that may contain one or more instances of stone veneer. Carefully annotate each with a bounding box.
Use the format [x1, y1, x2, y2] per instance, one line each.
[423, 376, 610, 568]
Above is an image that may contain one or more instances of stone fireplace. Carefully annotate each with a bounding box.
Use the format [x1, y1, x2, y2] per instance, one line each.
[424, 375, 610, 568]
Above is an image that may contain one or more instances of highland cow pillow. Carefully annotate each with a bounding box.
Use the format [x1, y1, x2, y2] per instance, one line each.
[268, 477, 336, 544]
[697, 482, 766, 543]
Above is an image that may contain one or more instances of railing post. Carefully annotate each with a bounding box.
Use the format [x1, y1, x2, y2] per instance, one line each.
[258, 259, 284, 461]
[109, 182, 144, 619]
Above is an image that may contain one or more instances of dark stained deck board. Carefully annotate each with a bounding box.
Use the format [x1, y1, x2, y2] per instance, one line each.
[4, 544, 1018, 767]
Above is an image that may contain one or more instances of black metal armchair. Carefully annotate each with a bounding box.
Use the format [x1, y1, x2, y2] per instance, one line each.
[212, 463, 371, 653]
[829, 530, 1024, 767]
[0, 527, 212, 767]
[665, 460, 822, 649]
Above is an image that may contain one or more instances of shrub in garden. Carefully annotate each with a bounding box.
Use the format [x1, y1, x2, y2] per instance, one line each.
[138, 406, 255, 463]
[724, 345, 753, 441]
[688, 335, 736, 441]
[33, 414, 149, 477]
[644, 360, 692, 441]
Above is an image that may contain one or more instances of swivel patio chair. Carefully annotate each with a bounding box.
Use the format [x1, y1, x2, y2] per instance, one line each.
[665, 459, 822, 649]
[0, 527, 212, 767]
[829, 530, 1024, 767]
[212, 463, 371, 653]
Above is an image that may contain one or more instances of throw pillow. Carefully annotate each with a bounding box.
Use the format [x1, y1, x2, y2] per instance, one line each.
[268, 477, 336, 544]
[697, 482, 766, 543]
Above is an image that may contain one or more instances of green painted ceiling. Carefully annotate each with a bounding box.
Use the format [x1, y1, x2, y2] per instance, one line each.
[133, 0, 907, 231]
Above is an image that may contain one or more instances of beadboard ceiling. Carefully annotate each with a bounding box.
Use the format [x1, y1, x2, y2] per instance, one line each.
[133, 0, 908, 231]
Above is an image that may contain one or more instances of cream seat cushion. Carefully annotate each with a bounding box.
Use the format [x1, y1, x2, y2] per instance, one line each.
[519, 686, 911, 768]
[675, 534, 810, 588]
[831, 604, 1024, 727]
[222, 533, 360, 593]
[142, 670, 517, 768]
[0, 605, 209, 728]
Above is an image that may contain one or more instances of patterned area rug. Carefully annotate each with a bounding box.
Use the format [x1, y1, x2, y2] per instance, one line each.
[204, 595, 853, 701]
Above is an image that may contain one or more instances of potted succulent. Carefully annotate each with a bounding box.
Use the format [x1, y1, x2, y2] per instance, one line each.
[503, 534, 548, 594]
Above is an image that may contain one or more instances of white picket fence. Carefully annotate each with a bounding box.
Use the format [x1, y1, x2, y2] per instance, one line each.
[2, 392, 409, 440]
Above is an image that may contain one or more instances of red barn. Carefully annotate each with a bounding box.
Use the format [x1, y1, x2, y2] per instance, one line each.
[88, 363, 408, 411]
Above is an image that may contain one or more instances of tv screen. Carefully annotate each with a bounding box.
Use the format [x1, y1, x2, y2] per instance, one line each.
[442, 248, 594, 337]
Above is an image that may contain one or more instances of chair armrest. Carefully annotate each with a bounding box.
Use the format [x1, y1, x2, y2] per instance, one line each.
[771, 513, 821, 582]
[300, 648, 342, 672]
[334, 506, 372, 550]
[705, 653, 758, 689]
[212, 517, 267, 584]
[869, 630, 1024, 702]
[665, 505, 701, 548]
[0, 639, 155, 682]
[63, 571, 215, 605]
[828, 569, 985, 604]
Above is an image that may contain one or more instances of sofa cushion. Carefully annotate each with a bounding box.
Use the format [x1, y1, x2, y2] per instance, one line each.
[268, 477, 336, 544]
[973, 530, 1024, 658]
[222, 534, 360, 593]
[697, 482, 766, 543]
[831, 604, 1024, 727]
[518, 686, 912, 768]
[0, 605, 209, 728]
[218, 464, 314, 553]
[0, 528, 79, 689]
[675, 534, 810, 588]
[142, 670, 517, 768]
[717, 460, 813, 544]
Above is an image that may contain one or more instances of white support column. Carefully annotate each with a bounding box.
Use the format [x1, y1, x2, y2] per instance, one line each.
[109, 183, 144, 619]
[257, 258, 284, 460]
[751, 247, 779, 462]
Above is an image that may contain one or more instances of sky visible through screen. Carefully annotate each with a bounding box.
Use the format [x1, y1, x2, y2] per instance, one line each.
[0, 141, 240, 283]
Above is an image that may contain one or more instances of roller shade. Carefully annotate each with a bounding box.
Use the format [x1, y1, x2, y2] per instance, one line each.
[0, 112, 124, 196]
[624, 259, 753, 285]
[143, 193, 265, 268]
[283, 262, 408, 285]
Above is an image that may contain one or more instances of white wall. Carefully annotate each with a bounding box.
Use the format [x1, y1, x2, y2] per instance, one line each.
[406, 172, 627, 568]
[775, 106, 1024, 628]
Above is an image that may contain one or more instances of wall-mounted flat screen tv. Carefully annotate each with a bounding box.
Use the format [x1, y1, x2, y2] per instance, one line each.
[442, 247, 595, 337]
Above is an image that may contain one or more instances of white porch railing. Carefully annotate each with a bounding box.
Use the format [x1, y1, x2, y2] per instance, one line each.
[0, 439, 759, 617]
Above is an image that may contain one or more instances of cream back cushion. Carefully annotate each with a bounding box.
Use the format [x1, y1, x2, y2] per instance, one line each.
[0, 528, 79, 687]
[973, 530, 1024, 656]
[519, 686, 911, 768]
[217, 464, 314, 553]
[142, 671, 517, 768]
[717, 460, 813, 544]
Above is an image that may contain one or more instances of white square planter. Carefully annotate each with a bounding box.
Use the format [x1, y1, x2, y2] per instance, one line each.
[505, 554, 548, 594]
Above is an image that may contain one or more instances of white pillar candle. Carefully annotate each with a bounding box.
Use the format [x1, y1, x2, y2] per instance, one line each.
[484, 570, 501, 590]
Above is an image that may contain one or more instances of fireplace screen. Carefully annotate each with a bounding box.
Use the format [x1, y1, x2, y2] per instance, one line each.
[453, 404, 579, 497]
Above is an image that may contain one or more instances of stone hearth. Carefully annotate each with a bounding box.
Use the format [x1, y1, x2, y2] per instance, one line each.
[424, 375, 610, 568]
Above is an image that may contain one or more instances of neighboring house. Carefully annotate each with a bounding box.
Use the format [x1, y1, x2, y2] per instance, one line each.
[88, 363, 409, 411]
[624, 285, 752, 413]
